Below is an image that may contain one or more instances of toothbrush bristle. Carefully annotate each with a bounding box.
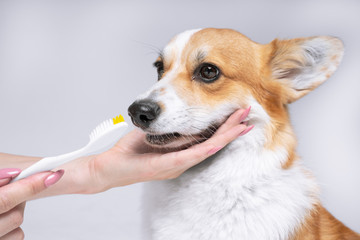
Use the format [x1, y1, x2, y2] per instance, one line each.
[89, 118, 114, 141]
[89, 115, 125, 141]
[113, 114, 125, 125]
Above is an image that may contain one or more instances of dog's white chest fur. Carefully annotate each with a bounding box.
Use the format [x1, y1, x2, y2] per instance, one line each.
[142, 137, 318, 240]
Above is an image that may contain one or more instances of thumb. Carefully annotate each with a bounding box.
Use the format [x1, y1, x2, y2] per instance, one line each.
[114, 129, 146, 150]
[0, 170, 64, 214]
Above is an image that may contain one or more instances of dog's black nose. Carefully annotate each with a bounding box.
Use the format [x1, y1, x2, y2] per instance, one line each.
[128, 100, 161, 129]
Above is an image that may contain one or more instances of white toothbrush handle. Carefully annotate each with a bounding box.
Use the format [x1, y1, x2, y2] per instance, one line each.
[11, 147, 88, 182]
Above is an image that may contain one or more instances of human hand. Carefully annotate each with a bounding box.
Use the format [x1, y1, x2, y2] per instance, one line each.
[70, 108, 252, 194]
[0, 168, 64, 239]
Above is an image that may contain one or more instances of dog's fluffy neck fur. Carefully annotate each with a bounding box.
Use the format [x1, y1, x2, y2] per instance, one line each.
[143, 113, 319, 240]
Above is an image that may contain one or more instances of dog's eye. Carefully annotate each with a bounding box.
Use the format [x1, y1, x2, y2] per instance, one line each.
[195, 63, 220, 83]
[154, 61, 164, 80]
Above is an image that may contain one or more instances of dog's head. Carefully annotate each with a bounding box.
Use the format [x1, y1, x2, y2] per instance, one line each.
[128, 28, 343, 149]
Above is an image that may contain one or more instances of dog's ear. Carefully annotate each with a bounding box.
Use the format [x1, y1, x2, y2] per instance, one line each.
[268, 36, 344, 103]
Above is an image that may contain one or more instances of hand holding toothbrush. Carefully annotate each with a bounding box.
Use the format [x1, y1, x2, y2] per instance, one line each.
[0, 108, 251, 196]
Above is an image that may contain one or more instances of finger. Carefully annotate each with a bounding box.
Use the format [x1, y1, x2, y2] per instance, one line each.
[0, 227, 24, 240]
[192, 124, 249, 151]
[162, 124, 250, 169]
[0, 203, 25, 237]
[214, 107, 250, 136]
[0, 170, 64, 214]
[0, 169, 22, 187]
[0, 179, 11, 188]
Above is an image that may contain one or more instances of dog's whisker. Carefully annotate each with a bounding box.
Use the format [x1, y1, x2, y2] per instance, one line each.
[132, 40, 163, 56]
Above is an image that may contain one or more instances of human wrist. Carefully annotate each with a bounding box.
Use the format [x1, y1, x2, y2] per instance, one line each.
[84, 151, 115, 193]
[0, 153, 41, 170]
[63, 154, 101, 194]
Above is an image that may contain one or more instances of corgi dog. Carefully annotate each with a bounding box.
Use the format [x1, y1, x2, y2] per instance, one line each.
[128, 28, 359, 240]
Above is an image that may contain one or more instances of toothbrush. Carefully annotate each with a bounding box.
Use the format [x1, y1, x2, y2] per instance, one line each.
[11, 114, 128, 182]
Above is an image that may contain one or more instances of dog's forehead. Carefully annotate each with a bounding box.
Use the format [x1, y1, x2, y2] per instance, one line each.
[163, 29, 202, 61]
[162, 28, 256, 65]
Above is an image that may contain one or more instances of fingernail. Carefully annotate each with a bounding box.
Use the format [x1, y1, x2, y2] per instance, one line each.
[208, 146, 223, 155]
[0, 168, 22, 179]
[44, 169, 65, 187]
[239, 106, 251, 122]
[239, 125, 254, 136]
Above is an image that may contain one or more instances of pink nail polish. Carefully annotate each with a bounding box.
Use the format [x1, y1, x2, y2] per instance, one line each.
[44, 169, 65, 187]
[239, 106, 251, 122]
[0, 168, 22, 179]
[208, 146, 223, 155]
[239, 125, 254, 136]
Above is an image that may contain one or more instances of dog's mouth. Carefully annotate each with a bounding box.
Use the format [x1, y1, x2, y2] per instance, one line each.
[145, 125, 219, 148]
[146, 132, 182, 145]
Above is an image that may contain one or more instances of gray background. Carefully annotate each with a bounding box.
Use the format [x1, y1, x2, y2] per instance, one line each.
[0, 0, 359, 239]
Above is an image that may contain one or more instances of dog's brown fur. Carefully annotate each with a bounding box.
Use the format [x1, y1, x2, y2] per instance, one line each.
[291, 205, 360, 240]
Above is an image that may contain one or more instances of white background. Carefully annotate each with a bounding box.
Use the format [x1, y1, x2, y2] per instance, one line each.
[0, 0, 359, 239]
